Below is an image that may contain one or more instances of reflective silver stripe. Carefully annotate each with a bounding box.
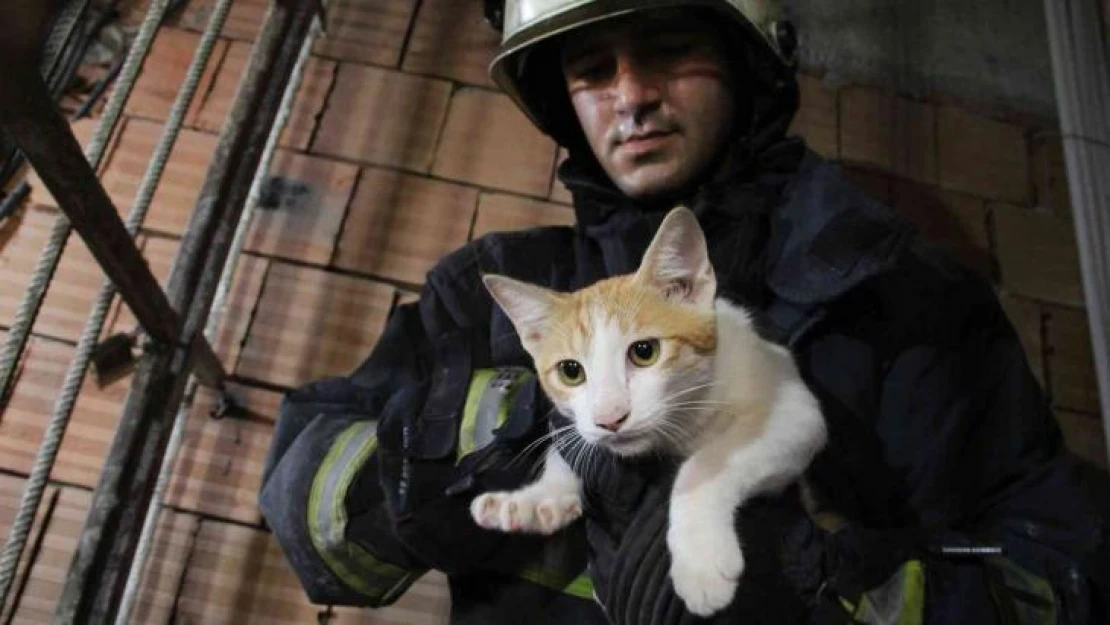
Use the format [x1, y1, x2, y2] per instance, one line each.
[460, 367, 534, 459]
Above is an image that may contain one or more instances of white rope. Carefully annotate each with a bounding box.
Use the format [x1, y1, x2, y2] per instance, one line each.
[112, 8, 326, 624]
[0, 0, 216, 611]
[0, 0, 171, 405]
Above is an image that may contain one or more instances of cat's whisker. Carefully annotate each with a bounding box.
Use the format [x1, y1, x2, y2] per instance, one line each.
[506, 423, 577, 468]
[652, 382, 721, 410]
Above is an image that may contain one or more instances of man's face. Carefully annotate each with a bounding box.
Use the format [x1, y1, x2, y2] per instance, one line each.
[561, 11, 736, 200]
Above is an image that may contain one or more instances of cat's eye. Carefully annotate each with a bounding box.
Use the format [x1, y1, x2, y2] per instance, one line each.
[557, 360, 586, 386]
[628, 339, 660, 367]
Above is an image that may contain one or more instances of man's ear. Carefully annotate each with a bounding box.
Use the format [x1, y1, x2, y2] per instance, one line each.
[482, 274, 559, 350]
[634, 206, 716, 308]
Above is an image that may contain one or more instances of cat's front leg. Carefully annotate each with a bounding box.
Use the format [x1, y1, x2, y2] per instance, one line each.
[471, 446, 583, 535]
[667, 453, 745, 617]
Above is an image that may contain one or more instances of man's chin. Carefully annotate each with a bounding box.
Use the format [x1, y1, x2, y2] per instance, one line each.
[613, 164, 692, 203]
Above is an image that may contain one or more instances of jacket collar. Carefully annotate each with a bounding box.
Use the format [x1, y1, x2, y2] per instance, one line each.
[764, 151, 913, 305]
[561, 148, 913, 307]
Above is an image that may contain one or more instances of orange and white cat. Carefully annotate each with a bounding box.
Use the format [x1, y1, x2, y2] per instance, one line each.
[471, 207, 827, 616]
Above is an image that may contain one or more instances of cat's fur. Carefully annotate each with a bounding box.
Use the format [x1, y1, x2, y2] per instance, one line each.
[471, 207, 828, 616]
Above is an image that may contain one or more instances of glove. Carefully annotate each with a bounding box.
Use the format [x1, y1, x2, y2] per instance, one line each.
[578, 453, 924, 625]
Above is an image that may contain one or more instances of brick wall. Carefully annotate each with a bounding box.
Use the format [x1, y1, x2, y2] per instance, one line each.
[0, 1, 1103, 621]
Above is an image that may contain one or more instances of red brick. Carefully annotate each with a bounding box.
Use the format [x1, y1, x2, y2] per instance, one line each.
[0, 207, 111, 343]
[892, 181, 992, 277]
[106, 236, 267, 371]
[473, 193, 575, 239]
[245, 151, 358, 264]
[839, 87, 937, 183]
[123, 510, 200, 625]
[6, 488, 90, 623]
[175, 0, 268, 41]
[100, 118, 219, 236]
[402, 0, 500, 87]
[176, 521, 328, 623]
[0, 476, 55, 625]
[8, 488, 197, 624]
[1045, 305, 1102, 414]
[937, 106, 1030, 203]
[124, 28, 226, 124]
[1030, 133, 1072, 218]
[433, 88, 559, 196]
[313, 64, 452, 172]
[194, 42, 336, 150]
[165, 384, 279, 524]
[549, 148, 574, 205]
[790, 74, 838, 158]
[994, 205, 1084, 306]
[21, 499, 198, 625]
[841, 166, 894, 205]
[237, 262, 395, 387]
[1056, 410, 1107, 468]
[313, 0, 417, 67]
[0, 334, 151, 487]
[998, 293, 1046, 387]
[330, 572, 452, 624]
[334, 168, 477, 284]
[397, 290, 420, 308]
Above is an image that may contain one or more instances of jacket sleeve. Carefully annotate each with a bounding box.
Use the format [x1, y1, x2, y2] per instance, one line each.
[260, 236, 587, 608]
[828, 256, 1107, 625]
[258, 266, 487, 606]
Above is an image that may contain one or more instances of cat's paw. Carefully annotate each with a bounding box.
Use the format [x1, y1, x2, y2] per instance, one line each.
[470, 490, 582, 534]
[667, 524, 745, 617]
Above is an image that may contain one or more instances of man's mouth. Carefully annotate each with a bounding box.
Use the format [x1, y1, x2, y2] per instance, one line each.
[616, 129, 676, 155]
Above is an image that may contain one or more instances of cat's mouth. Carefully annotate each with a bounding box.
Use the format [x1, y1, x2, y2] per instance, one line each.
[599, 428, 657, 456]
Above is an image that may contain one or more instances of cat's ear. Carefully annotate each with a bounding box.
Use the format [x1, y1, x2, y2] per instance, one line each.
[635, 206, 716, 308]
[482, 274, 558, 350]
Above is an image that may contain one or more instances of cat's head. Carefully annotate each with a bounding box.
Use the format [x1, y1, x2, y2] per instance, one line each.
[483, 207, 718, 457]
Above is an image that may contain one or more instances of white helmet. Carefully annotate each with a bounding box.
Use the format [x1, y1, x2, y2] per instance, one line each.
[488, 0, 798, 141]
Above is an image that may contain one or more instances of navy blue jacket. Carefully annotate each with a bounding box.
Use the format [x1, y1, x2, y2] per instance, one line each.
[261, 146, 1108, 624]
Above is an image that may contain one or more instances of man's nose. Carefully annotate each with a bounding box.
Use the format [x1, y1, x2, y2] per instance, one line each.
[612, 53, 661, 117]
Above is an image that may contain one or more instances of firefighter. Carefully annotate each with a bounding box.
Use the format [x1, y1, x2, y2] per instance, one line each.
[262, 1, 1108, 623]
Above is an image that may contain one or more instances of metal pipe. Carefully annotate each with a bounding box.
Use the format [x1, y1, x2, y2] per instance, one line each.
[0, 1, 175, 611]
[111, 9, 324, 620]
[0, 0, 232, 618]
[54, 1, 321, 621]
[1043, 0, 1110, 463]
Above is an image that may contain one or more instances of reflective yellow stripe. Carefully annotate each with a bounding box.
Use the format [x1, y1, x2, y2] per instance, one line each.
[308, 421, 420, 604]
[985, 556, 1057, 625]
[459, 369, 496, 460]
[518, 564, 594, 599]
[852, 560, 925, 625]
[562, 573, 595, 599]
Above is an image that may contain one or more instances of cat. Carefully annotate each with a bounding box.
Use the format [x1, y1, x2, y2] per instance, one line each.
[470, 207, 828, 616]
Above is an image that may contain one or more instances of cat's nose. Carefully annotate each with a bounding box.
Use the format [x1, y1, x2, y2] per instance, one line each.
[595, 411, 630, 433]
